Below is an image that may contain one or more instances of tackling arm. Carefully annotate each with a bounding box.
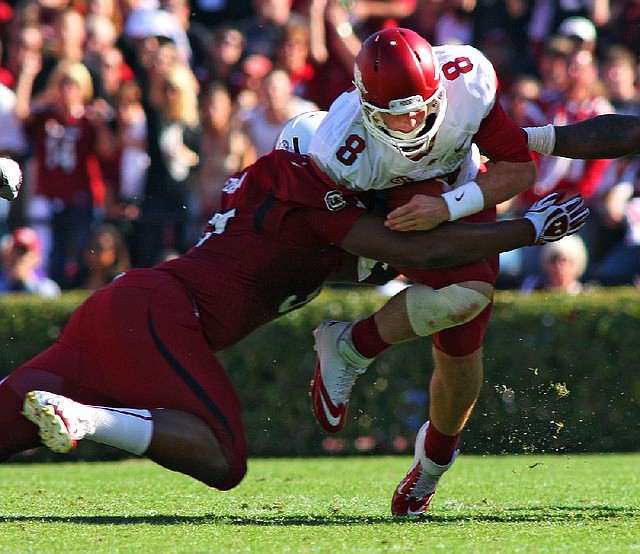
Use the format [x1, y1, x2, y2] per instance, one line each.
[342, 214, 535, 269]
[343, 191, 588, 269]
[525, 115, 640, 159]
[553, 115, 640, 159]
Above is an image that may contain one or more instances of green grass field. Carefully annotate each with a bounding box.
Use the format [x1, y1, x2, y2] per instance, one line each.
[0, 453, 638, 553]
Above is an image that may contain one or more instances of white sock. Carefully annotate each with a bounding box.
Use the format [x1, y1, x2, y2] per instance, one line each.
[89, 406, 154, 455]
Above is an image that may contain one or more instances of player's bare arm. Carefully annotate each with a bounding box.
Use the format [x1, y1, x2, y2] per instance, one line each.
[526, 114, 640, 159]
[341, 190, 588, 268]
[344, 214, 535, 266]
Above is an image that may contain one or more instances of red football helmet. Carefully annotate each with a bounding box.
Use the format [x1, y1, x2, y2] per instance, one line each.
[354, 28, 447, 158]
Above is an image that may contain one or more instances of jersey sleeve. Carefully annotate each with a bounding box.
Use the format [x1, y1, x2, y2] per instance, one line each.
[473, 98, 533, 163]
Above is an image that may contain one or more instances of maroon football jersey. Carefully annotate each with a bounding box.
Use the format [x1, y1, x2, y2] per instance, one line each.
[156, 150, 368, 351]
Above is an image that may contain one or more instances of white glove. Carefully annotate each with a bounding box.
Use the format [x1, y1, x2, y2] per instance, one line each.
[524, 191, 590, 245]
[0, 158, 22, 201]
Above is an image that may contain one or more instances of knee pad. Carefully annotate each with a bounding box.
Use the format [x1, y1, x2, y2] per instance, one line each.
[405, 283, 491, 337]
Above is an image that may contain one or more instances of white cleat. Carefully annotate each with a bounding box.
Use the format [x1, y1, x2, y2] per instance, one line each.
[310, 320, 372, 432]
[392, 422, 459, 516]
[22, 390, 96, 454]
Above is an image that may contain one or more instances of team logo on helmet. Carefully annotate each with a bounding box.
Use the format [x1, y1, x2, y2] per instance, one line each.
[325, 190, 347, 211]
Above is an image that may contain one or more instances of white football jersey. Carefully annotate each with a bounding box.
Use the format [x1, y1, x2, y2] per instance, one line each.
[309, 44, 498, 192]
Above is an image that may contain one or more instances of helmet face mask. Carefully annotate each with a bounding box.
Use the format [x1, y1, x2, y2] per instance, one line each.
[354, 28, 447, 158]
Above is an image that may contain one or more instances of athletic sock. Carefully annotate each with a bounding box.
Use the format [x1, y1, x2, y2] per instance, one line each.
[424, 421, 461, 466]
[90, 406, 154, 455]
[350, 315, 391, 359]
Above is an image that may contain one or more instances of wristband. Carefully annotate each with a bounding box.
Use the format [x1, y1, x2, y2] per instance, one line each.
[524, 124, 556, 156]
[442, 181, 484, 221]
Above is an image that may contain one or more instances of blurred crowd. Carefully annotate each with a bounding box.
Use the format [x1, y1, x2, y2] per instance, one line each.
[0, 0, 638, 296]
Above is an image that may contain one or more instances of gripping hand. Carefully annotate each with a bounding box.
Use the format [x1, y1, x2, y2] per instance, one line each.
[524, 192, 590, 245]
[0, 158, 22, 201]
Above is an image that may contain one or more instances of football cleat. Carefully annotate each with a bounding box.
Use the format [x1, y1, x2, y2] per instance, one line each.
[310, 320, 373, 432]
[22, 390, 96, 454]
[392, 422, 459, 516]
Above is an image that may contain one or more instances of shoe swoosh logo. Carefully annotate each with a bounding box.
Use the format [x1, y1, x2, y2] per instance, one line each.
[319, 382, 344, 428]
[406, 499, 431, 516]
[393, 462, 435, 516]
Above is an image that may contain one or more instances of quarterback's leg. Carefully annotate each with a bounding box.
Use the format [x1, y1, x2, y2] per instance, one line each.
[390, 294, 493, 516]
[311, 279, 492, 432]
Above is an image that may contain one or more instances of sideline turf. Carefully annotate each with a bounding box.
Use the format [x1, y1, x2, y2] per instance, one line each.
[0, 454, 638, 553]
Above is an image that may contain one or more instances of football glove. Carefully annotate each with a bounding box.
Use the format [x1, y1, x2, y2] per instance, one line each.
[524, 191, 590, 245]
[0, 158, 22, 201]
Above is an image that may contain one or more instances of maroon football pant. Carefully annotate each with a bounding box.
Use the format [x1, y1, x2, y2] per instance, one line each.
[0, 269, 247, 490]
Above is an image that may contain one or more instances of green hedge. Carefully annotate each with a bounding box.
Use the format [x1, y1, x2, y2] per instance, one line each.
[1, 287, 638, 460]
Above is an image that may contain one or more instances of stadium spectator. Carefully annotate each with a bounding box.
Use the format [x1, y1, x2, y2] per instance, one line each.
[587, 156, 640, 286]
[0, 226, 60, 298]
[133, 62, 201, 267]
[237, 0, 307, 61]
[528, 1, 610, 60]
[520, 234, 589, 294]
[99, 78, 148, 254]
[31, 8, 94, 99]
[85, 0, 124, 36]
[94, 45, 134, 110]
[69, 222, 132, 290]
[15, 58, 116, 287]
[200, 24, 246, 97]
[469, 0, 533, 76]
[599, 44, 640, 117]
[159, 0, 210, 79]
[535, 35, 576, 105]
[241, 67, 317, 156]
[403, 0, 447, 43]
[335, 0, 416, 39]
[274, 21, 320, 104]
[84, 14, 119, 82]
[557, 15, 598, 54]
[196, 82, 256, 217]
[301, 0, 362, 109]
[433, 0, 474, 45]
[605, 0, 640, 57]
[2, 25, 44, 90]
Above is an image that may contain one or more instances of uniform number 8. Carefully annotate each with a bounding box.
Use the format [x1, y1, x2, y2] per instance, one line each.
[336, 134, 366, 166]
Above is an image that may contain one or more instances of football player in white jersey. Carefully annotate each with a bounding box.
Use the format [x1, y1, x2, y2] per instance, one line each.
[307, 27, 542, 517]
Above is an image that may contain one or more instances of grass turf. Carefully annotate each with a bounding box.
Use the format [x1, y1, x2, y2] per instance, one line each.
[0, 453, 638, 553]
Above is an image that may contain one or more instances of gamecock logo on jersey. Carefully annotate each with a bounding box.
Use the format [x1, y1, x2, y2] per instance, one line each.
[325, 190, 347, 211]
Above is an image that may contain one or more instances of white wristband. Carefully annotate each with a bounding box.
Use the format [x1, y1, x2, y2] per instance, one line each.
[441, 181, 484, 221]
[524, 124, 556, 156]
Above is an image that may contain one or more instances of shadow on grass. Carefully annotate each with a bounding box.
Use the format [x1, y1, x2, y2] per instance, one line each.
[1, 506, 637, 526]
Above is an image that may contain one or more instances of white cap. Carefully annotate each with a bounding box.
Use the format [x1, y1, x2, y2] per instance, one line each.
[558, 17, 597, 43]
[125, 8, 178, 40]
